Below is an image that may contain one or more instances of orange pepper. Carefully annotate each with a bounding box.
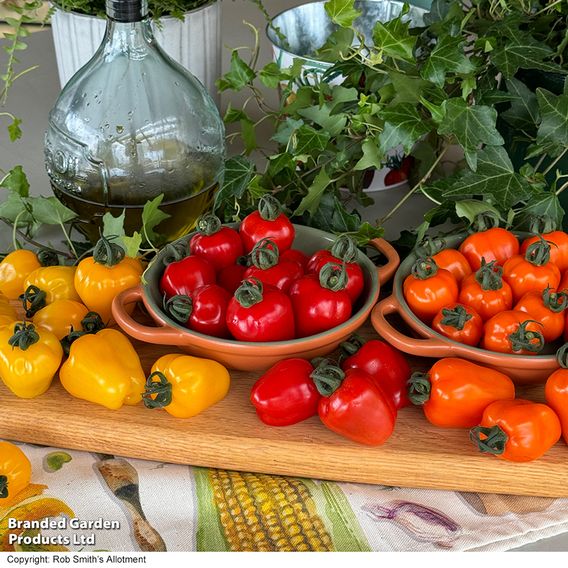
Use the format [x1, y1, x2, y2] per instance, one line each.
[545, 344, 568, 445]
[408, 358, 515, 428]
[470, 399, 561, 462]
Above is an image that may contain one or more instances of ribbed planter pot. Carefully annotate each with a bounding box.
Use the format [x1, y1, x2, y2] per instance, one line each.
[49, 1, 221, 103]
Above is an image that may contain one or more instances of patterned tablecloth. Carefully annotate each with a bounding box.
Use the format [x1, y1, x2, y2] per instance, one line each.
[1, 441, 568, 552]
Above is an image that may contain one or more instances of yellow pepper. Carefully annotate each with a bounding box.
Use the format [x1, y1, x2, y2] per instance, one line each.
[59, 328, 145, 410]
[32, 299, 90, 340]
[0, 441, 32, 503]
[143, 353, 231, 418]
[0, 292, 17, 328]
[22, 266, 81, 318]
[0, 321, 63, 398]
[0, 250, 41, 300]
[74, 235, 143, 324]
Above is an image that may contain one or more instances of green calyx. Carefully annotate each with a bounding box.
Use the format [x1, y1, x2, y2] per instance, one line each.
[469, 425, 508, 455]
[472, 211, 500, 232]
[330, 235, 358, 264]
[410, 257, 438, 280]
[339, 334, 366, 358]
[60, 311, 105, 355]
[234, 277, 264, 308]
[475, 258, 503, 291]
[250, 238, 279, 270]
[309, 359, 345, 397]
[509, 320, 545, 354]
[525, 235, 552, 267]
[439, 305, 472, 331]
[258, 195, 282, 221]
[162, 241, 188, 266]
[416, 236, 446, 258]
[37, 249, 59, 267]
[556, 343, 568, 369]
[542, 286, 568, 314]
[142, 371, 173, 409]
[19, 285, 46, 318]
[196, 213, 222, 236]
[93, 234, 125, 267]
[319, 261, 349, 291]
[163, 294, 193, 324]
[8, 321, 40, 351]
[407, 372, 431, 405]
[0, 475, 8, 499]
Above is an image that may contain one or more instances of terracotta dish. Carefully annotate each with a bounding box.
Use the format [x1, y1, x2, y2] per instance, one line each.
[371, 232, 559, 384]
[113, 224, 399, 371]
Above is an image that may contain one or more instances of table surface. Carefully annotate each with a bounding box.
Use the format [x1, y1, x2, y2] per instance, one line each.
[0, 0, 565, 552]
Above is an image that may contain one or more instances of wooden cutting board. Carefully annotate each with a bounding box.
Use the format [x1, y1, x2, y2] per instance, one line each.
[0, 316, 566, 498]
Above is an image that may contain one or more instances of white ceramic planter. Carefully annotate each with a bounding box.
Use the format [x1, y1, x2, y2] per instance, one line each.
[50, 2, 221, 102]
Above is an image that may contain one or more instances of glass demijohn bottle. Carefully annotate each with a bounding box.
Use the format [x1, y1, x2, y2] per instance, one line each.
[44, 0, 225, 243]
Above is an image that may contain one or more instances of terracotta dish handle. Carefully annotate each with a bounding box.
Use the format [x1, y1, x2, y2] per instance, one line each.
[368, 238, 400, 285]
[112, 285, 186, 345]
[371, 295, 473, 357]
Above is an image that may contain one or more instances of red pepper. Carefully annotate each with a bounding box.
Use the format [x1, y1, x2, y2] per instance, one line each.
[217, 261, 248, 295]
[289, 262, 352, 338]
[340, 335, 411, 409]
[307, 235, 364, 303]
[243, 238, 303, 293]
[163, 284, 231, 338]
[315, 360, 397, 446]
[226, 278, 295, 342]
[239, 195, 295, 254]
[280, 248, 309, 271]
[160, 243, 216, 298]
[189, 214, 244, 271]
[250, 358, 320, 426]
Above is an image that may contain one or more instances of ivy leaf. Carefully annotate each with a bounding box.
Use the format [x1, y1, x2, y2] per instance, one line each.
[501, 78, 539, 131]
[103, 210, 126, 240]
[423, 0, 453, 25]
[514, 193, 565, 231]
[223, 104, 249, 124]
[0, 192, 33, 224]
[214, 156, 255, 211]
[0, 165, 29, 196]
[373, 15, 416, 62]
[307, 192, 362, 233]
[454, 200, 503, 225]
[378, 102, 431, 154]
[344, 221, 384, 246]
[141, 194, 170, 243]
[437, 98, 504, 170]
[491, 28, 561, 78]
[216, 51, 256, 92]
[324, 0, 362, 27]
[315, 27, 355, 62]
[293, 125, 330, 156]
[441, 146, 531, 210]
[294, 168, 332, 216]
[534, 88, 568, 158]
[7, 117, 22, 142]
[383, 72, 431, 105]
[267, 153, 296, 177]
[421, 36, 476, 88]
[122, 232, 143, 258]
[297, 104, 347, 137]
[31, 196, 77, 225]
[259, 62, 289, 89]
[354, 139, 383, 171]
[272, 117, 304, 146]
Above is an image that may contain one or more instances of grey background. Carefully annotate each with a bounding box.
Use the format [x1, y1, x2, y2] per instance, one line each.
[0, 0, 564, 551]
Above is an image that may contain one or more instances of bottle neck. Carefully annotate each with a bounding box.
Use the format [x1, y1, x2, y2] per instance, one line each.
[106, 0, 149, 23]
[102, 18, 154, 58]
